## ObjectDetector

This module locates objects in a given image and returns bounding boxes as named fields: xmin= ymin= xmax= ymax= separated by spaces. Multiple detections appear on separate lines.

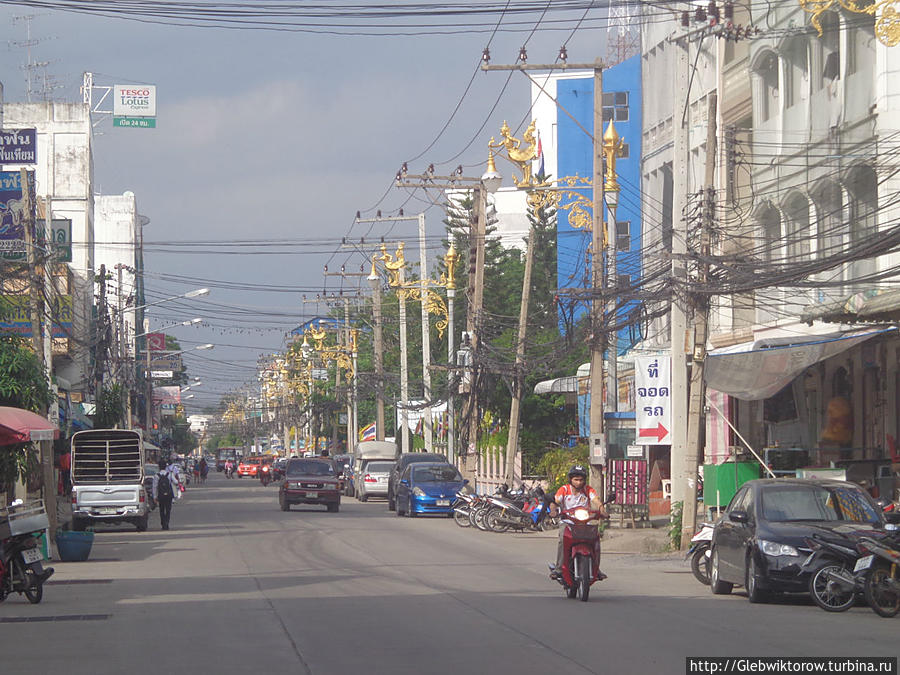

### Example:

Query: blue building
xmin=532 ymin=55 xmax=642 ymax=349
xmin=530 ymin=55 xmax=642 ymax=440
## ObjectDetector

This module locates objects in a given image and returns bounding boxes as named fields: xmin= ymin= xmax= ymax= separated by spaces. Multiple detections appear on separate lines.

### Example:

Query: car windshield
xmin=761 ymin=485 xmax=881 ymax=524
xmin=286 ymin=460 xmax=334 ymax=477
xmin=365 ymin=462 xmax=394 ymax=473
xmin=413 ymin=466 xmax=463 ymax=483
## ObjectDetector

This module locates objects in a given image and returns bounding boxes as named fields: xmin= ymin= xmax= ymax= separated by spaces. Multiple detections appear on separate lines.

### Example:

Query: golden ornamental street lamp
xmin=800 ymin=0 xmax=900 ymax=46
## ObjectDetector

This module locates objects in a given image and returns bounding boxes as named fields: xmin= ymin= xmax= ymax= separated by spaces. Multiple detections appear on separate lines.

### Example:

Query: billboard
xmin=113 ymin=85 xmax=157 ymax=128
xmin=0 ymin=295 xmax=73 ymax=338
xmin=0 ymin=171 xmax=34 ymax=261
xmin=146 ymin=333 xmax=167 ymax=351
xmin=149 ymin=350 xmax=183 ymax=372
xmin=0 ymin=129 xmax=37 ymax=164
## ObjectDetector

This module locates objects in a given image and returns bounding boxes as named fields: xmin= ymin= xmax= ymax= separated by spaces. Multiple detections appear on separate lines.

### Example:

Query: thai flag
xmin=359 ymin=422 xmax=376 ymax=442
xmin=535 ymin=131 xmax=545 ymax=180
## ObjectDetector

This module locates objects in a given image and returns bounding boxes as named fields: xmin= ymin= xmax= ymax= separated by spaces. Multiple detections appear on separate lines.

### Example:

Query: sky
xmin=0 ymin=1 xmax=612 ymax=415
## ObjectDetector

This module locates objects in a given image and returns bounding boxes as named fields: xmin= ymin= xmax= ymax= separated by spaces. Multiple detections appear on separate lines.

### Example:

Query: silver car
xmin=357 ymin=460 xmax=394 ymax=502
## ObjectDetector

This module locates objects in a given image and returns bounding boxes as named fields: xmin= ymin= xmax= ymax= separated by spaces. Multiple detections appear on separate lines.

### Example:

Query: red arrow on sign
xmin=638 ymin=423 xmax=669 ymax=442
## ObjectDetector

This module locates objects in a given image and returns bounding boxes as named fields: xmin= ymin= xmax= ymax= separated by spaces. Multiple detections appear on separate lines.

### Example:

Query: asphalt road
xmin=2 ymin=473 xmax=897 ymax=675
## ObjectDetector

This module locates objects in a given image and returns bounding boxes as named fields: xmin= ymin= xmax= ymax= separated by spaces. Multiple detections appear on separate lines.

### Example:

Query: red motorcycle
xmin=259 ymin=464 xmax=272 ymax=487
xmin=551 ymin=503 xmax=611 ymax=602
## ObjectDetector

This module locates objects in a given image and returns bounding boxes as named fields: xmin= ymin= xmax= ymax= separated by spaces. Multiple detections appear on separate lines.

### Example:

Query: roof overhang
xmin=705 ymin=327 xmax=896 ymax=400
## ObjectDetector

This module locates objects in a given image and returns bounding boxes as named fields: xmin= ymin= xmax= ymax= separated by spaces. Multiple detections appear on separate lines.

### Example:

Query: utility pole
xmin=371 ymin=268 xmax=385 ymax=441
xmin=394 ymin=170 xmax=497 ymax=480
xmin=670 ymin=33 xmax=691 ymax=516
xmin=417 ymin=212 xmax=434 ymax=453
xmin=482 ymin=58 xmax=607 ymax=490
xmin=22 ymin=169 xmax=57 ymax=535
xmin=682 ymin=93 xmax=717 ymax=548
xmin=589 ymin=64 xmax=608 ymax=494
xmin=465 ymin=184 xmax=487 ymax=482
xmin=504 ymin=222 xmax=535 ymax=486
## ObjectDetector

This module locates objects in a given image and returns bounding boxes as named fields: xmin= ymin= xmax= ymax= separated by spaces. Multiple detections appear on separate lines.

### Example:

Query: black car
xmin=387 ymin=452 xmax=447 ymax=511
xmin=709 ymin=478 xmax=888 ymax=602
xmin=279 ymin=458 xmax=341 ymax=512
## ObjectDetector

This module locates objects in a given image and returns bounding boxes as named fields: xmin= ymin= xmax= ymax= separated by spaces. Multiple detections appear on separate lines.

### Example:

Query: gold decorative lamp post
xmin=602 ymin=119 xmax=625 ymax=413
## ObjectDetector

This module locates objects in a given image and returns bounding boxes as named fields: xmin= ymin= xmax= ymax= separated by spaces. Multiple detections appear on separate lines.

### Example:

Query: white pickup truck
xmin=70 ymin=429 xmax=150 ymax=532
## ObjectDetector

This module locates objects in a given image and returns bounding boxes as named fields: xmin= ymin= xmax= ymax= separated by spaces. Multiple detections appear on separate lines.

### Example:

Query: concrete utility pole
xmin=417 ymin=212 xmax=434 ymax=453
xmin=371 ymin=271 xmax=385 ymax=441
xmin=483 ymin=59 xmax=608 ymax=489
xmin=670 ymin=32 xmax=692 ymax=518
xmin=681 ymin=93 xmax=717 ymax=549
xmin=589 ymin=64 xmax=608 ymax=494
xmin=504 ymin=222 xmax=536 ymax=487
xmin=464 ymin=184 xmax=487 ymax=482
xmin=22 ymin=170 xmax=57 ymax=536
xmin=445 ymin=247 xmax=458 ymax=463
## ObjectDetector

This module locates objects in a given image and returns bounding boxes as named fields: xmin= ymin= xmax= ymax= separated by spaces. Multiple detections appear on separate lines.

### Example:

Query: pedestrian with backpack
xmin=152 ymin=458 xmax=177 ymax=530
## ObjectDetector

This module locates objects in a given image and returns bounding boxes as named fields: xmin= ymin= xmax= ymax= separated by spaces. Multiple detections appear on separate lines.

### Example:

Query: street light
xmin=135 ymin=317 xmax=202 ymax=340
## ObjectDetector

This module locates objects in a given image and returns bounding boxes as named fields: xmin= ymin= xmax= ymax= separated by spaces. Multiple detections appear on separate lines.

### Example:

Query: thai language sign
xmin=634 ymin=355 xmax=672 ymax=446
xmin=0 ymin=295 xmax=74 ymax=338
xmin=0 ymin=129 xmax=37 ymax=164
xmin=0 ymin=171 xmax=32 ymax=261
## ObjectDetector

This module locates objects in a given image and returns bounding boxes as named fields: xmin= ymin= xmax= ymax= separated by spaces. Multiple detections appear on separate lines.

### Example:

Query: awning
xmin=704 ymin=327 xmax=895 ymax=400
xmin=534 ymin=363 xmax=590 ymax=395
xmin=0 ymin=406 xmax=60 ymax=446
xmin=802 ymin=289 xmax=900 ymax=324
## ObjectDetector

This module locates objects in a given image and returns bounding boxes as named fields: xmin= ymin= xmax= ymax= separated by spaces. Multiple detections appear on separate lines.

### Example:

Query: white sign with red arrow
xmin=634 ymin=355 xmax=672 ymax=446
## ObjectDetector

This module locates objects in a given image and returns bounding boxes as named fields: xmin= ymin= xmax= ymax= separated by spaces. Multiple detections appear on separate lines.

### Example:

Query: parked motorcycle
xmin=487 ymin=486 xmax=553 ymax=533
xmin=801 ymin=532 xmax=868 ymax=612
xmin=550 ymin=494 xmax=614 ymax=602
xmin=0 ymin=500 xmax=54 ymax=604
xmin=856 ymin=535 xmax=900 ymax=617
xmin=686 ymin=522 xmax=715 ymax=585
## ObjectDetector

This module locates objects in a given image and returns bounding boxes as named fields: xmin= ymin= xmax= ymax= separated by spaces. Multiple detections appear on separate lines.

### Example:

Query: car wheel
xmin=359 ymin=493 xmax=368 ymax=503
xmin=745 ymin=554 xmax=768 ymax=603
xmin=135 ymin=515 xmax=149 ymax=532
xmin=710 ymin=548 xmax=733 ymax=595
xmin=327 ymin=503 xmax=339 ymax=513
xmin=280 ymin=497 xmax=290 ymax=512
xmin=388 ymin=494 xmax=396 ymax=511
xmin=71 ymin=517 xmax=86 ymax=532
xmin=396 ymin=497 xmax=406 ymax=517
xmin=407 ymin=498 xmax=417 ymax=517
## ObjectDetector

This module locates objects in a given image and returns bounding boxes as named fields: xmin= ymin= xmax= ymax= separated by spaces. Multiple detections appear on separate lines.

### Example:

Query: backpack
xmin=157 ymin=471 xmax=174 ymax=500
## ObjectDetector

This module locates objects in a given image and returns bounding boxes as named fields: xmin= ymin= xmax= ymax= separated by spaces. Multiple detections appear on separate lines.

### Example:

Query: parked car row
xmin=698 ymin=478 xmax=900 ymax=615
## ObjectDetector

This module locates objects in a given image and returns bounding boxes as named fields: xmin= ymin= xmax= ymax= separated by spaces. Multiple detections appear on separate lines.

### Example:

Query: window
xmin=817 ymin=11 xmax=840 ymax=88
xmin=815 ymin=181 xmax=844 ymax=260
xmin=757 ymin=204 xmax=783 ymax=263
xmin=662 ymin=165 xmax=673 ymax=252
xmin=616 ymin=221 xmax=631 ymax=251
xmin=756 ymin=51 xmax=779 ymax=121
xmin=847 ymin=14 xmax=875 ymax=76
xmin=602 ymin=91 xmax=629 ymax=123
xmin=783 ymin=193 xmax=811 ymax=261
xmin=783 ymin=37 xmax=809 ymax=108
xmin=848 ymin=165 xmax=877 ymax=243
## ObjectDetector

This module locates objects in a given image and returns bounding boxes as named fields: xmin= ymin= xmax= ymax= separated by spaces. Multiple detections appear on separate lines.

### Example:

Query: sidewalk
xmin=602 ymin=519 xmax=672 ymax=554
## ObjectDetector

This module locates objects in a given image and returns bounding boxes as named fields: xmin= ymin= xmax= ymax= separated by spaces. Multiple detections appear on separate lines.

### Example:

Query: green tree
xmin=0 ymin=335 xmax=54 ymax=490
xmin=94 ymin=384 xmax=126 ymax=429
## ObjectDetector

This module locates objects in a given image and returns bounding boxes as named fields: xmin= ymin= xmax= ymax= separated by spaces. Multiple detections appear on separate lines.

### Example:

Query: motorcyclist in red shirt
xmin=550 ymin=464 xmax=608 ymax=579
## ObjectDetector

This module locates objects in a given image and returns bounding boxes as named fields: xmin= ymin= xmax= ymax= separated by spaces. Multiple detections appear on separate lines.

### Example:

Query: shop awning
xmin=704 ymin=327 xmax=895 ymax=400
xmin=0 ymin=406 xmax=60 ymax=446
xmin=802 ymin=289 xmax=900 ymax=324
xmin=533 ymin=363 xmax=590 ymax=395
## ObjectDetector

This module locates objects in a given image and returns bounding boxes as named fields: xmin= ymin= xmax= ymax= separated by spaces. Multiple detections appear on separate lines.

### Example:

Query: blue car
xmin=396 ymin=462 xmax=469 ymax=517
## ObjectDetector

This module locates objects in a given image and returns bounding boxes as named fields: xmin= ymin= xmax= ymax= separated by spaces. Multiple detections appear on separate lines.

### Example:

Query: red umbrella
xmin=0 ymin=406 xmax=60 ymax=446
